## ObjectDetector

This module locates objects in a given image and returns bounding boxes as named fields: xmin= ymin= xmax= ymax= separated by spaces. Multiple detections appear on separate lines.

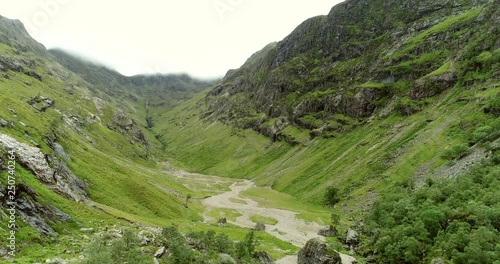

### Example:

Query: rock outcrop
xmin=253 ymin=251 xmax=274 ymax=264
xmin=298 ymin=238 xmax=341 ymax=264
xmin=0 ymin=133 xmax=88 ymax=202
xmin=318 ymin=226 xmax=338 ymax=237
xmin=27 ymin=95 xmax=54 ymax=112
xmin=0 ymin=183 xmax=71 ymax=236
xmin=254 ymin=222 xmax=266 ymax=231
xmin=203 ymin=0 xmax=498 ymax=142
xmin=345 ymin=229 xmax=359 ymax=245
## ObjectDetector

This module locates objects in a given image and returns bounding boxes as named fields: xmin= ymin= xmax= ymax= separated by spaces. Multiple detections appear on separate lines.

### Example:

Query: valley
xmin=0 ymin=0 xmax=499 ymax=263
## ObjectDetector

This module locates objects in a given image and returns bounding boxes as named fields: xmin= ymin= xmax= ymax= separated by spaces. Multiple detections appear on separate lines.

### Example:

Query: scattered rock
xmin=218 ymin=217 xmax=227 ymax=224
xmin=27 ymin=95 xmax=55 ymax=112
xmin=138 ymin=230 xmax=156 ymax=245
xmin=298 ymin=238 xmax=341 ymax=264
xmin=349 ymin=246 xmax=356 ymax=255
xmin=318 ymin=226 xmax=338 ymax=237
xmin=25 ymin=70 xmax=42 ymax=81
xmin=154 ymin=246 xmax=166 ymax=258
xmin=253 ymin=251 xmax=274 ymax=264
xmin=254 ymin=222 xmax=266 ymax=231
xmin=153 ymin=258 xmax=160 ymax=264
xmin=45 ymin=257 xmax=66 ymax=263
xmin=0 ymin=119 xmax=13 ymax=128
xmin=0 ymin=246 xmax=8 ymax=257
xmin=219 ymin=253 xmax=236 ymax=264
xmin=345 ymin=229 xmax=359 ymax=245
xmin=80 ymin=228 xmax=94 ymax=233
xmin=431 ymin=258 xmax=445 ymax=264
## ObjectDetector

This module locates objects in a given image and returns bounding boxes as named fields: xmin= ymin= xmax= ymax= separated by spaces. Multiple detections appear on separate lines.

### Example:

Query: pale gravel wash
xmin=202 ymin=180 xmax=356 ymax=264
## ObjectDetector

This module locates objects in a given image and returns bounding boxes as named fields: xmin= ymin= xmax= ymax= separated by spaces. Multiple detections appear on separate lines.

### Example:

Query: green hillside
xmin=0 ymin=0 xmax=499 ymax=263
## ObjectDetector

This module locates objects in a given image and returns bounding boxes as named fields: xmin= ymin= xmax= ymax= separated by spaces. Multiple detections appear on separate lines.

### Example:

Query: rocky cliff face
xmin=0 ymin=133 xmax=88 ymax=202
xmin=205 ymin=0 xmax=499 ymax=140
xmin=0 ymin=16 xmax=48 ymax=57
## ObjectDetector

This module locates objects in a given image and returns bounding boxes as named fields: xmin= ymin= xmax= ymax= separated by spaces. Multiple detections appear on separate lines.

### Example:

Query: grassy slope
xmin=0 ymin=42 xmax=206 ymax=262
xmin=1 ymin=5 xmax=498 ymax=262
xmin=153 ymin=75 xmax=499 ymax=230
xmin=152 ymin=7 xmax=499 ymax=224
xmin=0 ymin=42 xmax=300 ymax=261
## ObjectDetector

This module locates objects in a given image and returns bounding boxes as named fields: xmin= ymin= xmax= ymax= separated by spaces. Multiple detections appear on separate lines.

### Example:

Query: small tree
xmin=324 ymin=186 xmax=340 ymax=206
xmin=236 ymin=231 xmax=259 ymax=261
xmin=82 ymin=229 xmax=149 ymax=264
xmin=330 ymin=213 xmax=341 ymax=226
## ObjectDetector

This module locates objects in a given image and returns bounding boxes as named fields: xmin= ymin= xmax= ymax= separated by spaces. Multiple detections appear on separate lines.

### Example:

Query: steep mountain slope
xmin=156 ymin=0 xmax=499 ymax=202
xmin=204 ymin=0 xmax=499 ymax=142
xmin=49 ymin=49 xmax=214 ymax=129
xmin=149 ymin=0 xmax=500 ymax=262
xmin=0 ymin=16 xmax=302 ymax=264
xmin=0 ymin=0 xmax=499 ymax=262
xmin=0 ymin=16 xmax=207 ymax=262
xmin=49 ymin=49 xmax=211 ymax=103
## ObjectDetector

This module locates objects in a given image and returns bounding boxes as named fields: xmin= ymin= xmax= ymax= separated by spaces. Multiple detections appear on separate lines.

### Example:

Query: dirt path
xmin=202 ymin=180 xmax=356 ymax=264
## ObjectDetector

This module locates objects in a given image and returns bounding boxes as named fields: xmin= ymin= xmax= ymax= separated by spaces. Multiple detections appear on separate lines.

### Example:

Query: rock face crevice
xmin=0 ymin=133 xmax=88 ymax=202
xmin=0 ymin=182 xmax=72 ymax=236
xmin=0 ymin=134 xmax=85 ymax=236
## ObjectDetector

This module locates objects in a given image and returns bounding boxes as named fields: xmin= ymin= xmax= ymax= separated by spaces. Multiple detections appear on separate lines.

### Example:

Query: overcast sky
xmin=2 ymin=0 xmax=343 ymax=79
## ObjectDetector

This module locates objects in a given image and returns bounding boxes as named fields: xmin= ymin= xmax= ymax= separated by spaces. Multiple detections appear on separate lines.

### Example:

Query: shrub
xmin=366 ymin=164 xmax=500 ymax=263
xmin=236 ymin=231 xmax=259 ymax=261
xmin=470 ymin=125 xmax=494 ymax=143
xmin=156 ymin=226 xmax=258 ymax=264
xmin=324 ymin=186 xmax=341 ymax=206
xmin=81 ymin=229 xmax=150 ymax=264
xmin=441 ymin=143 xmax=469 ymax=160
xmin=485 ymin=97 xmax=500 ymax=117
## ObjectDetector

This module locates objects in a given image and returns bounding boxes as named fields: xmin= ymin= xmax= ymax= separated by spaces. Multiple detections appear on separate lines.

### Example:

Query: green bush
xmin=81 ymin=229 xmax=150 ymax=264
xmin=324 ymin=186 xmax=341 ymax=206
xmin=156 ymin=226 xmax=259 ymax=264
xmin=236 ymin=231 xmax=259 ymax=261
xmin=485 ymin=97 xmax=500 ymax=117
xmin=441 ymin=143 xmax=470 ymax=160
xmin=366 ymin=165 xmax=500 ymax=263
xmin=471 ymin=125 xmax=493 ymax=143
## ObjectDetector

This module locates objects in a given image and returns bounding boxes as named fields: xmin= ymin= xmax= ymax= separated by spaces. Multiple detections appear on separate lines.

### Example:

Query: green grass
xmin=241 ymin=187 xmax=330 ymax=224
xmin=154 ymin=74 xmax=499 ymax=231
xmin=359 ymin=81 xmax=386 ymax=89
xmin=229 ymin=198 xmax=248 ymax=204
xmin=174 ymin=222 xmax=299 ymax=260
xmin=392 ymin=7 xmax=483 ymax=58
xmin=249 ymin=215 xmax=279 ymax=225
xmin=424 ymin=61 xmax=455 ymax=77
xmin=206 ymin=208 xmax=243 ymax=222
